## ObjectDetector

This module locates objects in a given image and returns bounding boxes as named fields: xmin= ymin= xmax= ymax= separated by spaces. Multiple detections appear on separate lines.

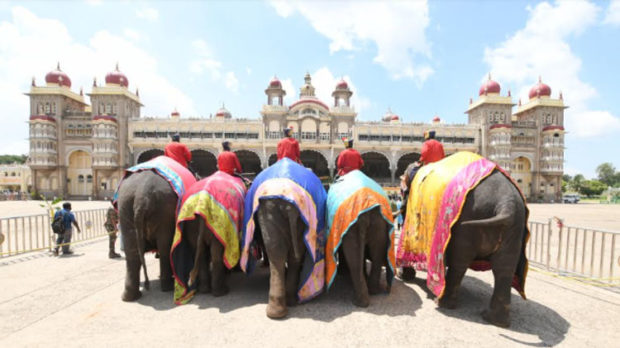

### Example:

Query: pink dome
xmin=45 ymin=63 xmax=71 ymax=88
xmin=529 ymin=78 xmax=551 ymax=99
xmin=479 ymin=77 xmax=500 ymax=96
xmin=269 ymin=77 xmax=281 ymax=88
xmin=432 ymin=116 xmax=441 ymax=122
xmin=105 ymin=64 xmax=129 ymax=87
xmin=336 ymin=79 xmax=348 ymax=89
xmin=391 ymin=115 xmax=400 ymax=121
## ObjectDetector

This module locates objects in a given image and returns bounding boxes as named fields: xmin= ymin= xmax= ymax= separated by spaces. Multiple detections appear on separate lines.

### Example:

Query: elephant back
xmin=325 ymin=170 xmax=395 ymax=289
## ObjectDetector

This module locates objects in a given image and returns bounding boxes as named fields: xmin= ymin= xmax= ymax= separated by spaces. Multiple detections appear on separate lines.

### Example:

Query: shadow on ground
xmin=135 ymin=266 xmax=421 ymax=321
xmin=426 ymin=275 xmax=569 ymax=347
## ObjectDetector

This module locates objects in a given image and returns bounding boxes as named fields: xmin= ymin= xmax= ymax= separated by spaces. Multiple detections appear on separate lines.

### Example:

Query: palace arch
xmin=191 ymin=150 xmax=217 ymax=178
xmin=137 ymin=149 xmax=164 ymax=164
xmin=300 ymin=150 xmax=329 ymax=178
xmin=67 ymin=150 xmax=92 ymax=197
xmin=512 ymin=156 xmax=532 ymax=199
xmin=235 ymin=150 xmax=262 ymax=176
xmin=395 ymin=152 xmax=421 ymax=179
xmin=268 ymin=153 xmax=278 ymax=166
xmin=361 ymin=151 xmax=391 ymax=183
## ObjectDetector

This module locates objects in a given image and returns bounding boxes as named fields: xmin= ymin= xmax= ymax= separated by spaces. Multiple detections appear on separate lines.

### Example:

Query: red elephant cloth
xmin=336 ymin=148 xmax=364 ymax=176
xmin=165 ymin=142 xmax=192 ymax=168
xmin=277 ymin=137 xmax=301 ymax=163
xmin=217 ymin=151 xmax=242 ymax=176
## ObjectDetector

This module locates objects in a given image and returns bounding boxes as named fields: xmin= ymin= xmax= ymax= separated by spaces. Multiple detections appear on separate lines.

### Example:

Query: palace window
xmin=78 ymin=175 xmax=84 ymax=183
xmin=87 ymin=175 xmax=93 ymax=183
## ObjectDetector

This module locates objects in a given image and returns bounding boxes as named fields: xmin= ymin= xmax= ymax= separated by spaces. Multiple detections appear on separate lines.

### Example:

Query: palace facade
xmin=27 ymin=65 xmax=566 ymax=202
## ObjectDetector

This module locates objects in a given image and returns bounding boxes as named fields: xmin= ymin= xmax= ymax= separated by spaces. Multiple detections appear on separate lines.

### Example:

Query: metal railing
xmin=527 ymin=219 xmax=620 ymax=286
xmin=0 ymin=208 xmax=109 ymax=258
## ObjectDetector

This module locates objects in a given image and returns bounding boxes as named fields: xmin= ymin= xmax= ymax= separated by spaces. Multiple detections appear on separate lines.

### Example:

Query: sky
xmin=0 ymin=0 xmax=619 ymax=178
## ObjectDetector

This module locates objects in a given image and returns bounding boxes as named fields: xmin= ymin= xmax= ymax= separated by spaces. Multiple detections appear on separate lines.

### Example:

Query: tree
xmin=596 ymin=163 xmax=617 ymax=187
xmin=580 ymin=180 xmax=607 ymax=197
xmin=562 ymin=174 xmax=572 ymax=182
xmin=570 ymin=174 xmax=585 ymax=193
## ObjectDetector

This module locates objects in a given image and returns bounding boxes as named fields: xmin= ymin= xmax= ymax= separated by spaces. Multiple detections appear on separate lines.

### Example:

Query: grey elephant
xmin=325 ymin=170 xmax=395 ymax=308
xmin=171 ymin=171 xmax=246 ymax=305
xmin=397 ymin=152 xmax=528 ymax=328
xmin=115 ymin=156 xmax=196 ymax=301
xmin=240 ymin=158 xmax=327 ymax=319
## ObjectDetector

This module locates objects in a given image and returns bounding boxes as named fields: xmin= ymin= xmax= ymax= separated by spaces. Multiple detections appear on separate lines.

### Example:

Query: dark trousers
xmin=55 ymin=229 xmax=73 ymax=254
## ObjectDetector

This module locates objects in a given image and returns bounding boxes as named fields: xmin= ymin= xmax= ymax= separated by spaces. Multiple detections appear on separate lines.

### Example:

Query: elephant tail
xmin=460 ymin=212 xmax=512 ymax=227
xmin=134 ymin=205 xmax=150 ymax=291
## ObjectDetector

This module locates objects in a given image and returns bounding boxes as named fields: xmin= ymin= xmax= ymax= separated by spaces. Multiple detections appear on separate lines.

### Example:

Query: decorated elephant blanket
xmin=325 ymin=170 xmax=395 ymax=289
xmin=241 ymin=158 xmax=327 ymax=303
xmin=171 ymin=171 xmax=246 ymax=305
xmin=112 ymin=155 xmax=196 ymax=213
xmin=396 ymin=151 xmax=529 ymax=299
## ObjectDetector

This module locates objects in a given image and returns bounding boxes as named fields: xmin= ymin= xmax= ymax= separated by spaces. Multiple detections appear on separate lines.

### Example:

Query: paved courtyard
xmin=0 ymin=201 xmax=619 ymax=347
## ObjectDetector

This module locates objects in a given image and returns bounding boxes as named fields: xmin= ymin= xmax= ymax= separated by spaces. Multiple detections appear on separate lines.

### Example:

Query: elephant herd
xmin=115 ymin=153 xmax=529 ymax=327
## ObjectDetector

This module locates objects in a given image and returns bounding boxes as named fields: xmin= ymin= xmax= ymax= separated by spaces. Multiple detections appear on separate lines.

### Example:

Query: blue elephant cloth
xmin=241 ymin=158 xmax=327 ymax=302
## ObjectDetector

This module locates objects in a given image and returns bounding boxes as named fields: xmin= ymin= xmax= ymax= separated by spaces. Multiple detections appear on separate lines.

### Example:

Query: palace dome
xmin=335 ymin=79 xmax=348 ymax=89
xmin=529 ymin=78 xmax=551 ymax=99
xmin=479 ymin=77 xmax=500 ymax=96
xmin=432 ymin=116 xmax=441 ymax=123
xmin=269 ymin=77 xmax=282 ymax=88
xmin=45 ymin=63 xmax=71 ymax=88
xmin=105 ymin=64 xmax=129 ymax=87
xmin=215 ymin=105 xmax=232 ymax=118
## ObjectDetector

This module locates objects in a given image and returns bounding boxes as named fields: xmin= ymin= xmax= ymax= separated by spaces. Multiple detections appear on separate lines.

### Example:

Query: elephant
xmin=116 ymin=170 xmax=178 ymax=301
xmin=182 ymin=217 xmax=228 ymax=296
xmin=398 ymin=153 xmax=528 ymax=328
xmin=337 ymin=206 xmax=391 ymax=307
xmin=256 ymin=199 xmax=306 ymax=318
xmin=325 ymin=170 xmax=395 ymax=308
xmin=241 ymin=158 xmax=327 ymax=319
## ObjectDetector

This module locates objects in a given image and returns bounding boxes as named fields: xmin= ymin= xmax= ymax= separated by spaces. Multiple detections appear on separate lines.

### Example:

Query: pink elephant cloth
xmin=113 ymin=155 xmax=196 ymax=213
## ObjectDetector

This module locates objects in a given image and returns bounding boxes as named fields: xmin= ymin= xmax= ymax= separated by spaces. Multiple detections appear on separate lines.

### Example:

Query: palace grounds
xmin=0 ymin=201 xmax=619 ymax=347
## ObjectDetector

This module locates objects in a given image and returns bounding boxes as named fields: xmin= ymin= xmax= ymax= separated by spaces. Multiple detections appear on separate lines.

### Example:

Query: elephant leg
xmin=439 ymin=238 xmax=476 ymax=309
xmin=342 ymin=224 xmax=370 ymax=308
xmin=210 ymin=237 xmax=228 ymax=297
xmin=156 ymin=225 xmax=174 ymax=292
xmin=482 ymin=235 xmax=522 ymax=328
xmin=367 ymin=215 xmax=388 ymax=295
xmin=122 ymin=230 xmax=142 ymax=301
xmin=400 ymin=267 xmax=417 ymax=282
xmin=266 ymin=257 xmax=288 ymax=318
xmin=285 ymin=252 xmax=302 ymax=307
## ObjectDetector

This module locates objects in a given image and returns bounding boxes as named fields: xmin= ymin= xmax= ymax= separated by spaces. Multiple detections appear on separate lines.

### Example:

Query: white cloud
xmin=269 ymin=0 xmax=433 ymax=85
xmin=123 ymin=28 xmax=142 ymax=42
xmin=86 ymin=0 xmax=103 ymax=6
xmin=189 ymin=39 xmax=239 ymax=93
xmin=136 ymin=8 xmax=159 ymax=22
xmin=483 ymin=0 xmax=620 ymax=138
xmin=224 ymin=72 xmax=239 ymax=93
xmin=604 ymin=0 xmax=620 ymax=25
xmin=245 ymin=67 xmax=252 ymax=75
xmin=0 ymin=6 xmax=198 ymax=154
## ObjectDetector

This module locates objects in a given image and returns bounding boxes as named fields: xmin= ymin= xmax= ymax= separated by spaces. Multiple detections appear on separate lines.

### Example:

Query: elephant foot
xmin=352 ymin=295 xmax=370 ymax=308
xmin=400 ymin=267 xmax=416 ymax=282
xmin=368 ymin=283 xmax=384 ymax=295
xmin=286 ymin=294 xmax=298 ymax=307
xmin=212 ymin=285 xmax=229 ymax=297
xmin=437 ymin=295 xmax=458 ymax=309
xmin=482 ymin=309 xmax=510 ymax=328
xmin=122 ymin=289 xmax=142 ymax=302
xmin=160 ymin=278 xmax=174 ymax=292
xmin=266 ymin=296 xmax=288 ymax=319
xmin=198 ymin=283 xmax=211 ymax=294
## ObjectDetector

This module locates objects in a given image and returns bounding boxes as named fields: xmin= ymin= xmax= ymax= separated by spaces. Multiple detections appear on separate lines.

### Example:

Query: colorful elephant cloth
xmin=325 ymin=170 xmax=395 ymax=289
xmin=396 ymin=151 xmax=529 ymax=299
xmin=241 ymin=158 xmax=327 ymax=303
xmin=171 ymin=171 xmax=246 ymax=305
xmin=112 ymin=155 xmax=197 ymax=213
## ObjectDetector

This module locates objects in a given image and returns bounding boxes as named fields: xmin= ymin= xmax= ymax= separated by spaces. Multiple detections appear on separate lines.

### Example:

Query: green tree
xmin=562 ymin=174 xmax=572 ymax=182
xmin=570 ymin=174 xmax=585 ymax=192
xmin=596 ymin=163 xmax=617 ymax=187
xmin=580 ymin=180 xmax=607 ymax=197
xmin=0 ymin=155 xmax=27 ymax=164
